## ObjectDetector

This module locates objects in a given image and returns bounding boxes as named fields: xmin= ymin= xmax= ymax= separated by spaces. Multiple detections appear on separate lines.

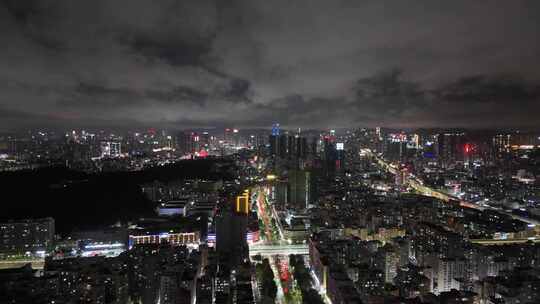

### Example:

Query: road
xmin=0 ymin=259 xmax=44 ymax=270
xmin=269 ymin=255 xmax=286 ymax=304
xmin=249 ymin=244 xmax=309 ymax=256
xmin=470 ymin=238 xmax=540 ymax=245
xmin=255 ymin=186 xmax=279 ymax=242
xmin=362 ymin=149 xmax=540 ymax=225
xmin=250 ymin=186 xmax=310 ymax=303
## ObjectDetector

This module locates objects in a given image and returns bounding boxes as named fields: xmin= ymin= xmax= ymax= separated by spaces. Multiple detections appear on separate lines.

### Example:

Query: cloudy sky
xmin=1 ymin=0 xmax=540 ymax=130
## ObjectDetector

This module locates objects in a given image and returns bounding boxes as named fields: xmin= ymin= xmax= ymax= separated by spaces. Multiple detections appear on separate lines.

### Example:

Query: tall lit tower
xmin=272 ymin=123 xmax=280 ymax=136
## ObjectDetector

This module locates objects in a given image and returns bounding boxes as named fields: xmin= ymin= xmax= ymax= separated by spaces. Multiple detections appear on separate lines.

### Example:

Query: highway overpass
xmin=470 ymin=238 xmax=540 ymax=245
xmin=249 ymin=244 xmax=309 ymax=256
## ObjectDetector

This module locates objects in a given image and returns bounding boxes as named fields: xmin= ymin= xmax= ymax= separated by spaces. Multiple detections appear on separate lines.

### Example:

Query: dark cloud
xmin=0 ymin=0 xmax=540 ymax=130
xmin=435 ymin=75 xmax=540 ymax=103
xmin=232 ymin=72 xmax=540 ymax=129
xmin=67 ymin=83 xmax=210 ymax=107
xmin=353 ymin=69 xmax=426 ymax=118
xmin=59 ymin=79 xmax=252 ymax=108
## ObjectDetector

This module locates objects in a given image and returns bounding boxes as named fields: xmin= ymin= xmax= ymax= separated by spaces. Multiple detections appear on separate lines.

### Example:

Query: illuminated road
xmin=255 ymin=186 xmax=278 ymax=243
xmin=304 ymin=255 xmax=333 ymax=304
xmin=0 ymin=259 xmax=44 ymax=270
xmin=362 ymin=149 xmax=540 ymax=225
xmin=269 ymin=255 xmax=286 ymax=304
xmin=268 ymin=198 xmax=286 ymax=240
xmin=249 ymin=244 xmax=309 ymax=256
xmin=470 ymin=238 xmax=540 ymax=245
xmin=250 ymin=185 xmax=310 ymax=303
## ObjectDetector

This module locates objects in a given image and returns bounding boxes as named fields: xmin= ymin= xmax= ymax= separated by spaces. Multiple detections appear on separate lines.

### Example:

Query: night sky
xmin=1 ymin=0 xmax=540 ymax=130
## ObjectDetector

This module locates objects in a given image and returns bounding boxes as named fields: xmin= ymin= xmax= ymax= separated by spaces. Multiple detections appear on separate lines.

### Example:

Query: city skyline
xmin=2 ymin=2 xmax=540 ymax=303
xmin=1 ymin=1 xmax=540 ymax=130
xmin=1 ymin=126 xmax=540 ymax=303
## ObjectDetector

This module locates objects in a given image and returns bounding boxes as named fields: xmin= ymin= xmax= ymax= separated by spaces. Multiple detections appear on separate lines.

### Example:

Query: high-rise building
xmin=296 ymin=136 xmax=308 ymax=159
xmin=0 ymin=217 xmax=55 ymax=257
xmin=215 ymin=194 xmax=249 ymax=265
xmin=269 ymin=131 xmax=309 ymax=161
xmin=272 ymin=181 xmax=288 ymax=205
xmin=436 ymin=258 xmax=467 ymax=294
xmin=436 ymin=133 xmax=465 ymax=167
xmin=100 ymin=141 xmax=121 ymax=158
xmin=272 ymin=123 xmax=280 ymax=136
xmin=278 ymin=134 xmax=288 ymax=158
xmin=224 ymin=128 xmax=232 ymax=144
xmin=287 ymin=135 xmax=296 ymax=157
xmin=375 ymin=245 xmax=400 ymax=283
xmin=201 ymin=131 xmax=210 ymax=149
xmin=269 ymin=134 xmax=280 ymax=157
xmin=176 ymin=131 xmax=195 ymax=155
xmin=323 ymin=138 xmax=337 ymax=178
xmin=232 ymin=129 xmax=240 ymax=147
xmin=492 ymin=132 xmax=540 ymax=153
xmin=288 ymin=169 xmax=311 ymax=210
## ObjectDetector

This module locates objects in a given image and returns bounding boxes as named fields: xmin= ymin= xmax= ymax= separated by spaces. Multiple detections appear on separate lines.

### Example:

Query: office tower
xmin=269 ymin=126 xmax=309 ymax=163
xmin=232 ymin=129 xmax=240 ymax=147
xmin=436 ymin=133 xmax=465 ymax=167
xmin=201 ymin=131 xmax=210 ymax=149
xmin=295 ymin=136 xmax=308 ymax=159
xmin=287 ymin=135 xmax=296 ymax=157
xmin=323 ymin=138 xmax=337 ymax=179
xmin=309 ymin=137 xmax=318 ymax=156
xmin=288 ymin=169 xmax=311 ymax=210
xmin=176 ymin=131 xmax=195 ymax=155
xmin=269 ymin=134 xmax=279 ymax=156
xmin=272 ymin=181 xmax=288 ymax=206
xmin=278 ymin=134 xmax=288 ymax=158
xmin=255 ymin=133 xmax=266 ymax=151
xmin=272 ymin=123 xmax=280 ymax=136
xmin=224 ymin=128 xmax=232 ymax=144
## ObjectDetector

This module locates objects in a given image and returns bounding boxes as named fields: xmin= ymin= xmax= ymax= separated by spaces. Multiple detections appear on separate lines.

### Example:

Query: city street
xmin=250 ymin=186 xmax=310 ymax=303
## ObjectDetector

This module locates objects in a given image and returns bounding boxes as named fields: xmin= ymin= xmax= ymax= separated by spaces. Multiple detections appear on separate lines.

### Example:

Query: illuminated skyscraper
xmin=272 ymin=123 xmax=280 ymax=136
xmin=100 ymin=141 xmax=121 ymax=158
